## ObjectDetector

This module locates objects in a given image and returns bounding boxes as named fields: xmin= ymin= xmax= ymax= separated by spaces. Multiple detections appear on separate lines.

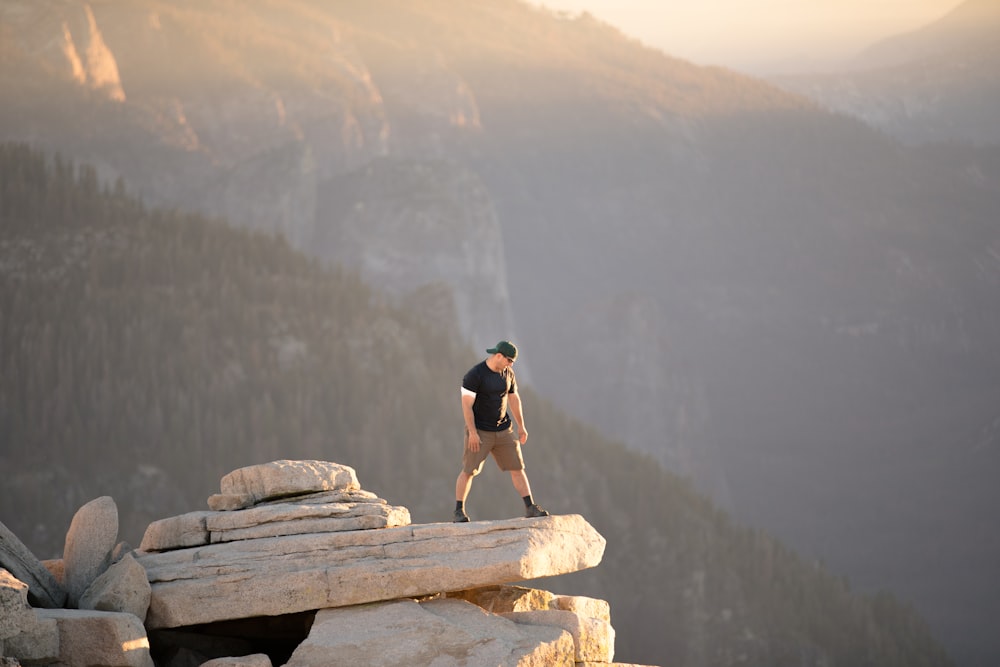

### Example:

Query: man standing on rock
xmin=454 ymin=340 xmax=550 ymax=522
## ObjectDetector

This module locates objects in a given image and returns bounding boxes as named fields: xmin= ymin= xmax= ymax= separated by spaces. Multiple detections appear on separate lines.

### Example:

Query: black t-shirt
xmin=462 ymin=360 xmax=517 ymax=432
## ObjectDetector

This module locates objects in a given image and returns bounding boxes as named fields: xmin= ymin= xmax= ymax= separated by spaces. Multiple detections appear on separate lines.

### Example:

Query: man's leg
xmin=456 ymin=470 xmax=474 ymax=502
xmin=510 ymin=470 xmax=550 ymax=517
xmin=453 ymin=471 xmax=473 ymax=522
xmin=509 ymin=469 xmax=531 ymax=497
xmin=455 ymin=429 xmax=487 ymax=522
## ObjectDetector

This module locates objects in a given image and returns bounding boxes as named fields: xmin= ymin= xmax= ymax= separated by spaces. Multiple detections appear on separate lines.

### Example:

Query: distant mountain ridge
xmin=773 ymin=0 xmax=1000 ymax=144
xmin=855 ymin=0 xmax=1000 ymax=69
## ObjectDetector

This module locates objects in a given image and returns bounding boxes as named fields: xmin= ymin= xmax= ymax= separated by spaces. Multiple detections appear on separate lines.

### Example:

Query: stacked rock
xmin=139 ymin=460 xmax=410 ymax=552
xmin=4 ymin=460 xmax=643 ymax=667
xmin=1 ymin=497 xmax=152 ymax=667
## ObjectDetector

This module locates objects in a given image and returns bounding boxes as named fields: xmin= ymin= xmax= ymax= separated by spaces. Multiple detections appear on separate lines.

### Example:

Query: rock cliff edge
xmin=2 ymin=460 xmax=655 ymax=667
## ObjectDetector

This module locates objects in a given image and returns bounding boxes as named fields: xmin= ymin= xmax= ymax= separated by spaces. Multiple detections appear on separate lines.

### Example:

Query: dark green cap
xmin=486 ymin=340 xmax=518 ymax=359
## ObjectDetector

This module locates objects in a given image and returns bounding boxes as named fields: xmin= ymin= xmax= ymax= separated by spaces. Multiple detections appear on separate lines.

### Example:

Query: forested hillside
xmin=0 ymin=144 xmax=953 ymax=667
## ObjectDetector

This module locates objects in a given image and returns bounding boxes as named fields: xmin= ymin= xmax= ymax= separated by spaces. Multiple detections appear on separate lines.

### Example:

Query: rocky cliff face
xmin=311 ymin=157 xmax=518 ymax=348
xmin=0 ymin=0 xmax=516 ymax=347
xmin=1 ymin=460 xmax=637 ymax=667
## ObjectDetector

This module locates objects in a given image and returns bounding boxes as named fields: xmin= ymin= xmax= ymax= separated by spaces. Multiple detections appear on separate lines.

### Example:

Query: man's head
xmin=487 ymin=340 xmax=518 ymax=363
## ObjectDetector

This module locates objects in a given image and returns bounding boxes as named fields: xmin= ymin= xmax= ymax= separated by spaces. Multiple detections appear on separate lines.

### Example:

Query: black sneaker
xmin=453 ymin=508 xmax=470 ymax=523
xmin=525 ymin=503 xmax=550 ymax=518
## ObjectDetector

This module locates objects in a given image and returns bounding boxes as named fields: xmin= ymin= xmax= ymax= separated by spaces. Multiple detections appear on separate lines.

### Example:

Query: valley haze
xmin=535 ymin=0 xmax=963 ymax=72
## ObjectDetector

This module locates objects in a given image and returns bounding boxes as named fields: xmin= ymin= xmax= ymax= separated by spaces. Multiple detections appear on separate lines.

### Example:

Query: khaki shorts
xmin=462 ymin=427 xmax=525 ymax=474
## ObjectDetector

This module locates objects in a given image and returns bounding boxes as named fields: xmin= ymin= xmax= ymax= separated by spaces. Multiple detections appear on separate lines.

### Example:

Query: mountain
xmin=855 ymin=0 xmax=998 ymax=69
xmin=0 ymin=143 xmax=955 ymax=667
xmin=2 ymin=2 xmax=999 ymax=666
xmin=0 ymin=0 xmax=809 ymax=498
xmin=771 ymin=0 xmax=1000 ymax=144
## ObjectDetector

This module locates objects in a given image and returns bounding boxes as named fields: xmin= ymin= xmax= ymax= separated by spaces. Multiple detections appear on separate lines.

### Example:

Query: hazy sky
xmin=534 ymin=0 xmax=962 ymax=72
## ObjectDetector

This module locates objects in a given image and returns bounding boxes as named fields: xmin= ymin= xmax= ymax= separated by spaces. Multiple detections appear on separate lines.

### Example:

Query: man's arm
xmin=508 ymin=392 xmax=528 ymax=444
xmin=461 ymin=390 xmax=481 ymax=451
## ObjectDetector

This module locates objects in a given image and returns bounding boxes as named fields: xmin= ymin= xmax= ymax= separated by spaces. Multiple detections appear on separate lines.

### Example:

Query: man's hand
xmin=466 ymin=430 xmax=481 ymax=452
xmin=518 ymin=428 xmax=528 ymax=444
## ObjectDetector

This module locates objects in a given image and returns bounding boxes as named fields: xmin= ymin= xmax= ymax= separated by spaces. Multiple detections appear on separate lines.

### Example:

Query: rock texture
xmin=140 ymin=493 xmax=408 ymax=550
xmin=504 ymin=609 xmax=615 ymax=663
xmin=284 ymin=598 xmax=575 ymax=667
xmin=219 ymin=460 xmax=360 ymax=503
xmin=448 ymin=585 xmax=617 ymax=663
xmin=2 ymin=460 xmax=655 ymax=667
xmin=63 ymin=495 xmax=118 ymax=608
xmin=2 ymin=495 xmax=154 ymax=667
xmin=1 ymin=569 xmax=33 ymax=641
xmin=2 ymin=610 xmax=59 ymax=665
xmin=36 ymin=608 xmax=152 ymax=667
xmin=140 ymin=461 xmax=407 ymax=551
xmin=78 ymin=553 xmax=151 ymax=621
xmin=135 ymin=458 xmax=601 ymax=630
xmin=0 ymin=522 xmax=66 ymax=609
xmin=139 ymin=513 xmax=605 ymax=628
xmin=201 ymin=656 xmax=272 ymax=667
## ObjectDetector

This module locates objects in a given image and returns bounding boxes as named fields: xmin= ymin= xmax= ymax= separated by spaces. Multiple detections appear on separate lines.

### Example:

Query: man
xmin=454 ymin=340 xmax=550 ymax=522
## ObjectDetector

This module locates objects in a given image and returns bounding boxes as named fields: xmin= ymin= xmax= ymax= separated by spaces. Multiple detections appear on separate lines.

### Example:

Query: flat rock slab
xmin=207 ymin=500 xmax=410 ymax=543
xmin=139 ymin=512 xmax=216 ymax=552
xmin=220 ymin=460 xmax=359 ymax=503
xmin=137 ymin=514 xmax=606 ymax=629
xmin=209 ymin=488 xmax=380 ymax=512
xmin=140 ymin=500 xmax=409 ymax=551
xmin=284 ymin=598 xmax=575 ymax=667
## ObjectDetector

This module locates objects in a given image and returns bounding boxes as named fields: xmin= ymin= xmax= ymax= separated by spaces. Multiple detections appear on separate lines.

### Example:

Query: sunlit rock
xmin=1 ymin=609 xmax=59 ymax=665
xmin=63 ymin=496 xmax=119 ymax=608
xmin=0 ymin=521 xmax=66 ymax=608
xmin=34 ymin=608 xmax=153 ymax=667
xmin=140 ymin=495 xmax=409 ymax=551
xmin=0 ymin=568 xmax=34 ymax=641
xmin=219 ymin=460 xmax=359 ymax=504
xmin=503 ymin=609 xmax=615 ymax=663
xmin=283 ymin=598 xmax=575 ymax=667
xmin=79 ymin=553 xmax=151 ymax=621
xmin=201 ymin=654 xmax=273 ymax=667
xmin=139 ymin=511 xmax=214 ymax=552
xmin=205 ymin=500 xmax=410 ymax=542
xmin=137 ymin=514 xmax=606 ymax=628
